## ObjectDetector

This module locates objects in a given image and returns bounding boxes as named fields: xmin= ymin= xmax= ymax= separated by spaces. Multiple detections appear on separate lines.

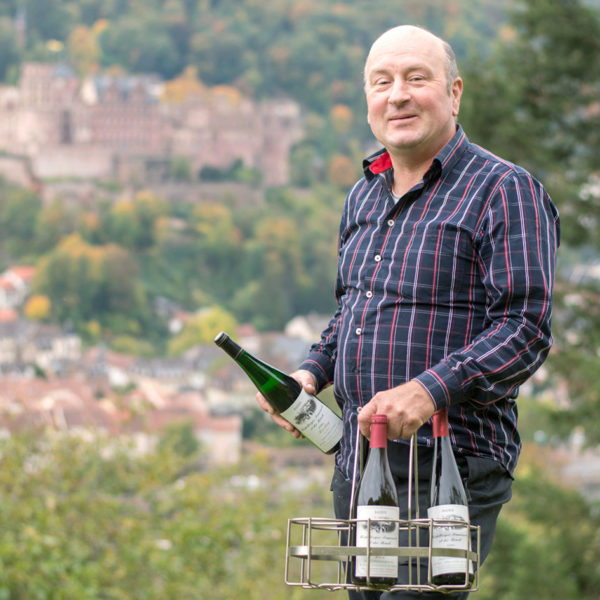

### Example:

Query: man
xmin=257 ymin=25 xmax=559 ymax=599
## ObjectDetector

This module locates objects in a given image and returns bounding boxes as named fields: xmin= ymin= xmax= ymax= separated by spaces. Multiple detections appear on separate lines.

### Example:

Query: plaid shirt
xmin=300 ymin=126 xmax=560 ymax=480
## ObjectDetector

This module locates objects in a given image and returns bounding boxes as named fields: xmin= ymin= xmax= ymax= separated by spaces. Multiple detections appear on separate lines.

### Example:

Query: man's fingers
xmin=291 ymin=369 xmax=318 ymax=394
xmin=255 ymin=392 xmax=302 ymax=438
xmin=255 ymin=392 xmax=274 ymax=414
xmin=357 ymin=403 xmax=377 ymax=438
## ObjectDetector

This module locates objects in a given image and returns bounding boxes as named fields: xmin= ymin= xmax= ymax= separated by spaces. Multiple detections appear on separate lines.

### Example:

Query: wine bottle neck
xmin=214 ymin=332 xmax=243 ymax=360
xmin=370 ymin=421 xmax=388 ymax=449
xmin=432 ymin=408 xmax=449 ymax=438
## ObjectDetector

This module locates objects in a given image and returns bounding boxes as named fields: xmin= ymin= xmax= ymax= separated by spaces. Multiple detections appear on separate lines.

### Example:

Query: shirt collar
xmin=362 ymin=125 xmax=469 ymax=183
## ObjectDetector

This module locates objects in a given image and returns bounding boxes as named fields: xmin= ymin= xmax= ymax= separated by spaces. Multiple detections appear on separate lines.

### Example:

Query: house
xmin=285 ymin=313 xmax=331 ymax=343
xmin=0 ymin=372 xmax=243 ymax=465
xmin=0 ymin=319 xmax=81 ymax=370
xmin=0 ymin=266 xmax=35 ymax=310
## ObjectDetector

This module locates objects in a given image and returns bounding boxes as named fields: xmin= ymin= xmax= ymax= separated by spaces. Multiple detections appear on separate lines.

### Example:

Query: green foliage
xmin=34 ymin=199 xmax=78 ymax=253
xmin=1 ymin=430 xmax=599 ymax=599
xmin=0 ymin=184 xmax=43 ymax=257
xmin=99 ymin=15 xmax=183 ymax=78
xmin=23 ymin=0 xmax=75 ymax=43
xmin=33 ymin=233 xmax=149 ymax=331
xmin=198 ymin=158 xmax=262 ymax=186
xmin=458 ymin=0 xmax=600 ymax=445
xmin=0 ymin=431 xmax=334 ymax=600
xmin=242 ymin=407 xmax=314 ymax=449
xmin=544 ymin=280 xmax=600 ymax=443
xmin=477 ymin=448 xmax=600 ymax=600
xmin=0 ymin=0 xmax=599 ymax=445
xmin=460 ymin=0 xmax=600 ymax=245
xmin=101 ymin=192 xmax=168 ymax=252
xmin=110 ymin=334 xmax=157 ymax=358
xmin=168 ymin=306 xmax=238 ymax=356
xmin=168 ymin=156 xmax=192 ymax=182
xmin=1 ymin=0 xmax=514 ymax=172
xmin=0 ymin=15 xmax=19 ymax=80
xmin=157 ymin=421 xmax=200 ymax=457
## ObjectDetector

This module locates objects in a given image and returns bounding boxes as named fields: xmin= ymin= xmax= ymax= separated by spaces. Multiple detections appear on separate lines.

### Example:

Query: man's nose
xmin=388 ymin=78 xmax=410 ymax=104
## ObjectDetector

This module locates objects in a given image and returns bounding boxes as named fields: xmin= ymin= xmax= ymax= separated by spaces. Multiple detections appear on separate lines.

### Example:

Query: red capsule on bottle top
xmin=369 ymin=414 xmax=388 ymax=448
xmin=370 ymin=414 xmax=388 ymax=425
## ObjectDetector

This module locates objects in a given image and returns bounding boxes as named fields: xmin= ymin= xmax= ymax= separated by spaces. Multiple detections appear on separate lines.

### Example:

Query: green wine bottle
xmin=214 ymin=331 xmax=342 ymax=454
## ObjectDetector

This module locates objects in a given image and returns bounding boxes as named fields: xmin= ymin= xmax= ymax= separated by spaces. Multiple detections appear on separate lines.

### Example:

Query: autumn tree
xmin=33 ymin=233 xmax=147 ymax=333
xmin=328 ymin=154 xmax=358 ymax=189
xmin=168 ymin=305 xmax=237 ymax=356
xmin=247 ymin=214 xmax=307 ymax=329
xmin=161 ymin=65 xmax=204 ymax=104
xmin=34 ymin=199 xmax=77 ymax=253
xmin=104 ymin=191 xmax=168 ymax=251
xmin=67 ymin=24 xmax=100 ymax=75
xmin=191 ymin=202 xmax=244 ymax=301
xmin=330 ymin=103 xmax=353 ymax=135
xmin=0 ymin=186 xmax=42 ymax=258
xmin=24 ymin=294 xmax=51 ymax=321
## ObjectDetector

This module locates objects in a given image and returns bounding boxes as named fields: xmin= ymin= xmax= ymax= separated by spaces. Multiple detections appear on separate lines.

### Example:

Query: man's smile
xmin=388 ymin=113 xmax=418 ymax=123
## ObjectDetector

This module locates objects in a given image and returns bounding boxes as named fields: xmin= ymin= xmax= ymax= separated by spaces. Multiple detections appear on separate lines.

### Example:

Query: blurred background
xmin=0 ymin=0 xmax=599 ymax=598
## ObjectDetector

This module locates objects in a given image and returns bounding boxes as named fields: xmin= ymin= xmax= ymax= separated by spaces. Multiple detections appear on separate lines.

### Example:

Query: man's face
xmin=364 ymin=28 xmax=462 ymax=162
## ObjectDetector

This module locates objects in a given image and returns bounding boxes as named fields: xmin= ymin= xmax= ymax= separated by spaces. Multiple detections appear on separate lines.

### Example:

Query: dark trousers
xmin=331 ymin=442 xmax=513 ymax=600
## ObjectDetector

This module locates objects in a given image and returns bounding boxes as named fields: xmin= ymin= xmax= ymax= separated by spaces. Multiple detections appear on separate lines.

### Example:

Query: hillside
xmin=0 ymin=0 xmax=599 ymax=449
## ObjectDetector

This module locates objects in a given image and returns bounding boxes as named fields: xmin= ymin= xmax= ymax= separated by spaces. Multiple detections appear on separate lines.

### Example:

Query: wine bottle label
xmin=355 ymin=505 xmax=399 ymax=579
xmin=427 ymin=504 xmax=473 ymax=578
xmin=280 ymin=389 xmax=342 ymax=453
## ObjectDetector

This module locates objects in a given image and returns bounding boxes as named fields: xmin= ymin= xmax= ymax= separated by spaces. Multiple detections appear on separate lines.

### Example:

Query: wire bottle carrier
xmin=285 ymin=426 xmax=480 ymax=593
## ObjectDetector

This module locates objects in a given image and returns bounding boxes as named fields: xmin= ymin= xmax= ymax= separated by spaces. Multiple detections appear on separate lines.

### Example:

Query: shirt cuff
xmin=299 ymin=356 xmax=334 ymax=392
xmin=414 ymin=362 xmax=464 ymax=410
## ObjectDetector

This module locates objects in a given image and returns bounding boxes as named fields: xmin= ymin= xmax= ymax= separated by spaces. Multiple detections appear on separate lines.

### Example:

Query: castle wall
xmin=31 ymin=145 xmax=114 ymax=179
xmin=0 ymin=155 xmax=31 ymax=188
xmin=0 ymin=63 xmax=304 ymax=188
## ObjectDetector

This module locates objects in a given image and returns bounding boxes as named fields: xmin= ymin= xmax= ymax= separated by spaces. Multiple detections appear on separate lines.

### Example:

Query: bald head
xmin=362 ymin=24 xmax=463 ymax=165
xmin=365 ymin=26 xmax=459 ymax=92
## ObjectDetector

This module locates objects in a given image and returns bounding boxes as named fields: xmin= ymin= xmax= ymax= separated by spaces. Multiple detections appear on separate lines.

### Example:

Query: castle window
xmin=60 ymin=110 xmax=72 ymax=144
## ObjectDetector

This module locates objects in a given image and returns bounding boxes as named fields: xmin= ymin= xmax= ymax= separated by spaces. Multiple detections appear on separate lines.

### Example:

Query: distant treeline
xmin=0 ymin=0 xmax=506 ymax=141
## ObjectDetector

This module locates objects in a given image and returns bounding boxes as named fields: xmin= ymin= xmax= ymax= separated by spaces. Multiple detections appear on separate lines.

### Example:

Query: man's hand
xmin=358 ymin=380 xmax=436 ymax=440
xmin=255 ymin=369 xmax=318 ymax=439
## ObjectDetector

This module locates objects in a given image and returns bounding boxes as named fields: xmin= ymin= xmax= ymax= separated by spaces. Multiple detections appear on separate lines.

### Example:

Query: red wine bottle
xmin=214 ymin=331 xmax=342 ymax=454
xmin=428 ymin=408 xmax=474 ymax=586
xmin=352 ymin=414 xmax=399 ymax=588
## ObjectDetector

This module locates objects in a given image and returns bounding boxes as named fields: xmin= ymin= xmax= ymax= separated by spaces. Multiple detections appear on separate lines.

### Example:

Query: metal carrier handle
xmin=284 ymin=412 xmax=481 ymax=593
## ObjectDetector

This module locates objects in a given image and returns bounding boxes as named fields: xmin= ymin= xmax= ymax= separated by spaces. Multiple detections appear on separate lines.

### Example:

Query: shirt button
xmin=355 ymin=328 xmax=362 ymax=336
xmin=387 ymin=219 xmax=394 ymax=227
xmin=366 ymin=291 xmax=373 ymax=298
xmin=374 ymin=254 xmax=382 ymax=262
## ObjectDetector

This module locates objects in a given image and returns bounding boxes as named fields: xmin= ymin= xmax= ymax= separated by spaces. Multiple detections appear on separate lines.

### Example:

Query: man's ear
xmin=451 ymin=77 xmax=463 ymax=117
